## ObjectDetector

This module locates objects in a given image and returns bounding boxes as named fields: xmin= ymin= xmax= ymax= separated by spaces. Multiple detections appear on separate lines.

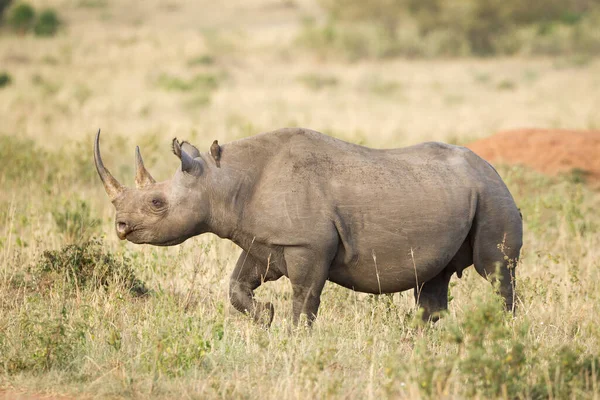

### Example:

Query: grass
xmin=1 ymin=1 xmax=600 ymax=398
xmin=297 ymin=73 xmax=338 ymax=91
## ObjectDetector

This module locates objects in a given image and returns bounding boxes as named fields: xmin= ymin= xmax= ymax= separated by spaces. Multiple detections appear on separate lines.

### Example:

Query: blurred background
xmin=1 ymin=2 xmax=600 ymax=398
xmin=1 ymin=0 xmax=600 ymax=155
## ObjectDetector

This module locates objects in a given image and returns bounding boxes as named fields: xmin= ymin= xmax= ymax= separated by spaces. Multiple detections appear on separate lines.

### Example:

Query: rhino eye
xmin=151 ymin=198 xmax=164 ymax=208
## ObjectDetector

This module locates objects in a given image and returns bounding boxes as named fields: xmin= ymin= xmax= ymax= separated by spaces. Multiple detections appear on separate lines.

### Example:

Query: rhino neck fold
xmin=201 ymin=140 xmax=274 ymax=248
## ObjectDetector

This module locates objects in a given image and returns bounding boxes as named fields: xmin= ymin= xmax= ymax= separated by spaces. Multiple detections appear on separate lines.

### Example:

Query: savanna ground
xmin=1 ymin=0 xmax=600 ymax=398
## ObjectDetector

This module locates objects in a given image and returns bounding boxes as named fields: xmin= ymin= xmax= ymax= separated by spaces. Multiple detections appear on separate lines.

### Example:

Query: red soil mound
xmin=467 ymin=129 xmax=600 ymax=186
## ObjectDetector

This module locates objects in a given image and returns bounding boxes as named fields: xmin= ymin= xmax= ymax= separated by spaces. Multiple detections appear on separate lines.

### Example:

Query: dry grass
xmin=1 ymin=0 xmax=600 ymax=398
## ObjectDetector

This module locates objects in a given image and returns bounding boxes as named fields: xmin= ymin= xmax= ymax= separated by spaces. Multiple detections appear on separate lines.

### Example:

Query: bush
xmin=0 ymin=71 xmax=11 ymax=88
xmin=5 ymin=2 xmax=61 ymax=36
xmin=0 ymin=0 xmax=12 ymax=23
xmin=7 ymin=2 xmax=34 ymax=33
xmin=32 ymin=238 xmax=148 ymax=296
xmin=34 ymin=8 xmax=60 ymax=36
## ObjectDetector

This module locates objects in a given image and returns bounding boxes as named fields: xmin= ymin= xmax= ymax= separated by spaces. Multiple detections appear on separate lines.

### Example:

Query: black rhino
xmin=94 ymin=128 xmax=522 ymax=326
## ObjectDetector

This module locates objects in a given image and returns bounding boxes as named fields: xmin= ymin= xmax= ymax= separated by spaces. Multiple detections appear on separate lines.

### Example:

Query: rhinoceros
xmin=94 ymin=128 xmax=522 ymax=326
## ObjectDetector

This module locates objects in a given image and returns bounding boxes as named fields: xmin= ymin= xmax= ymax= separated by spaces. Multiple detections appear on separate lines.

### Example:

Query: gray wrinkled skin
xmin=94 ymin=128 xmax=523 ymax=326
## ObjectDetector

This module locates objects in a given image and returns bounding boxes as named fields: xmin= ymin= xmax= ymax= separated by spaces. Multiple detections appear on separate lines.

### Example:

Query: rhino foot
xmin=252 ymin=302 xmax=275 ymax=328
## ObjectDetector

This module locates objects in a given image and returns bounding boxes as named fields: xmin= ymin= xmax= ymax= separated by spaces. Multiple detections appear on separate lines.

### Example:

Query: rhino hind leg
xmin=415 ymin=238 xmax=473 ymax=321
xmin=471 ymin=212 xmax=522 ymax=313
xmin=473 ymin=247 xmax=519 ymax=313
xmin=414 ymin=267 xmax=454 ymax=322
xmin=229 ymin=250 xmax=282 ymax=327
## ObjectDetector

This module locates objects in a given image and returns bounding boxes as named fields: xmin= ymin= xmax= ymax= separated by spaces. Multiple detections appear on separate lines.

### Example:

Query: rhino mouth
xmin=124 ymin=230 xmax=187 ymax=246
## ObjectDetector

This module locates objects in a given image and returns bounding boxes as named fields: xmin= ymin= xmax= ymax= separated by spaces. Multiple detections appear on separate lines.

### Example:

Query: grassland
xmin=1 ymin=0 xmax=600 ymax=398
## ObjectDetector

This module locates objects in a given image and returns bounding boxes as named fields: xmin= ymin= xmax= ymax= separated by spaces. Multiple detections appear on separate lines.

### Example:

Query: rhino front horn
xmin=135 ymin=146 xmax=156 ymax=188
xmin=94 ymin=129 xmax=125 ymax=201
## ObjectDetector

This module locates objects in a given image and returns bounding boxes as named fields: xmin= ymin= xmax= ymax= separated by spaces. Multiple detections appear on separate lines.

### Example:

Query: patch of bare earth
xmin=467 ymin=129 xmax=600 ymax=186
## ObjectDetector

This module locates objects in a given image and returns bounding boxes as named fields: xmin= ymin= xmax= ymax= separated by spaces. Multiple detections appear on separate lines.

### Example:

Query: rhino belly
xmin=327 ymin=251 xmax=452 ymax=294
xmin=327 ymin=217 xmax=472 ymax=293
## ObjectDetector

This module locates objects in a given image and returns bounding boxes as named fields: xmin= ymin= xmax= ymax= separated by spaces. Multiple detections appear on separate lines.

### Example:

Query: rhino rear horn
xmin=172 ymin=138 xmax=202 ymax=174
xmin=135 ymin=146 xmax=156 ymax=188
xmin=94 ymin=129 xmax=125 ymax=201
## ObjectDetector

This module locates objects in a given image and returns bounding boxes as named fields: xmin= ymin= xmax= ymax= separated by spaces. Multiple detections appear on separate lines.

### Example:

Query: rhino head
xmin=94 ymin=130 xmax=210 ymax=246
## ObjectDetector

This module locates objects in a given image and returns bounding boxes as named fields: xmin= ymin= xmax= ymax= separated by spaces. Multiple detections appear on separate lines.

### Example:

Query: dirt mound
xmin=467 ymin=129 xmax=600 ymax=186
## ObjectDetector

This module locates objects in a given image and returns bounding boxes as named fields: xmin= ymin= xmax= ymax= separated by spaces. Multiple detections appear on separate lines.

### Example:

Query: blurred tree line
xmin=300 ymin=0 xmax=600 ymax=58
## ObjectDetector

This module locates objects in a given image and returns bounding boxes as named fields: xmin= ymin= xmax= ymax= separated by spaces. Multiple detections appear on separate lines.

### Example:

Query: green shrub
xmin=0 ymin=0 xmax=12 ymax=23
xmin=7 ymin=2 xmax=34 ymax=33
xmin=34 ymin=8 xmax=60 ymax=37
xmin=32 ymin=238 xmax=148 ymax=296
xmin=0 ymin=71 xmax=11 ymax=88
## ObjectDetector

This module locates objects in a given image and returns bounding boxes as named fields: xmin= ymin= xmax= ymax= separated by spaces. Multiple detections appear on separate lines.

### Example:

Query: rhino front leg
xmin=284 ymin=246 xmax=334 ymax=327
xmin=229 ymin=250 xmax=282 ymax=327
xmin=414 ymin=267 xmax=453 ymax=322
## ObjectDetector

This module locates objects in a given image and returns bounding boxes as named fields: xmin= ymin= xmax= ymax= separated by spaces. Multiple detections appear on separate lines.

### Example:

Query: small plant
xmin=0 ymin=71 xmax=11 ymax=88
xmin=34 ymin=9 xmax=60 ymax=37
xmin=7 ymin=2 xmax=35 ymax=33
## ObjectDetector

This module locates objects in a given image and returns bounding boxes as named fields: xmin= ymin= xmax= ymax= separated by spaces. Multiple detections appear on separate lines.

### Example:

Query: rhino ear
xmin=172 ymin=138 xmax=202 ymax=175
xmin=181 ymin=141 xmax=201 ymax=158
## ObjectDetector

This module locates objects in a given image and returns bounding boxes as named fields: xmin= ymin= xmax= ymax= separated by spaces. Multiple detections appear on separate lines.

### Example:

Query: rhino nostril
xmin=116 ymin=221 xmax=128 ymax=234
